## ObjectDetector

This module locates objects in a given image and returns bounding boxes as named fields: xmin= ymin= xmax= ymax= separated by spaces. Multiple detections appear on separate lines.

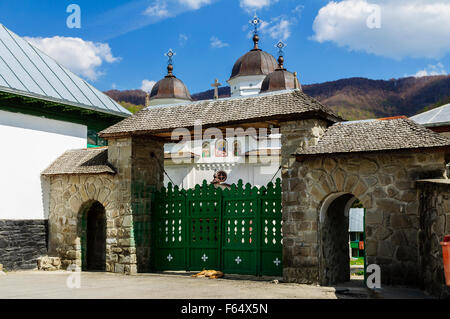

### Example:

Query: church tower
xmin=149 ymin=49 xmax=192 ymax=107
xmin=227 ymin=15 xmax=278 ymax=97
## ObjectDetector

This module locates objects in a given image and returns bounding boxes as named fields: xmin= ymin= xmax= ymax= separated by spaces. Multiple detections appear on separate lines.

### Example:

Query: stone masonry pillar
xmin=107 ymin=136 xmax=164 ymax=274
xmin=279 ymin=119 xmax=328 ymax=284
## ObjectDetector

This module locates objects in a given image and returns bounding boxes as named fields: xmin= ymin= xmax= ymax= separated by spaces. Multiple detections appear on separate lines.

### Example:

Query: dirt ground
xmin=0 ymin=270 xmax=432 ymax=299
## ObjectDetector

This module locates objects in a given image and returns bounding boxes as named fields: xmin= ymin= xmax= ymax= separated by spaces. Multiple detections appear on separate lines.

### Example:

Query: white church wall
xmin=228 ymin=75 xmax=266 ymax=97
xmin=149 ymin=98 xmax=190 ymax=108
xmin=164 ymin=164 xmax=191 ymax=188
xmin=0 ymin=110 xmax=87 ymax=220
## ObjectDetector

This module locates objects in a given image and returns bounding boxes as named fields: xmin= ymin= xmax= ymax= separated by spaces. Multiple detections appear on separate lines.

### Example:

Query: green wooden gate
xmin=151 ymin=179 xmax=283 ymax=276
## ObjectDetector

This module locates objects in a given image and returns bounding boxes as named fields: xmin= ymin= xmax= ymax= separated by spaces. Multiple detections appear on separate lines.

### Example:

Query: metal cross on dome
xmin=250 ymin=14 xmax=261 ymax=34
xmin=275 ymin=41 xmax=286 ymax=57
xmin=165 ymin=49 xmax=176 ymax=65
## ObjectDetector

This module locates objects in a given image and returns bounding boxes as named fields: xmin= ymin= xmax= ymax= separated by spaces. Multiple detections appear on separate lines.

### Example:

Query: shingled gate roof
xmin=99 ymin=89 xmax=342 ymax=138
xmin=296 ymin=117 xmax=450 ymax=158
xmin=42 ymin=148 xmax=116 ymax=176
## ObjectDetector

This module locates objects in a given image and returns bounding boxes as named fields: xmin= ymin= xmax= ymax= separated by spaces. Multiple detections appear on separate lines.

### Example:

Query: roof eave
xmin=0 ymin=86 xmax=130 ymax=118
xmin=99 ymin=110 xmax=343 ymax=139
xmin=294 ymin=145 xmax=450 ymax=161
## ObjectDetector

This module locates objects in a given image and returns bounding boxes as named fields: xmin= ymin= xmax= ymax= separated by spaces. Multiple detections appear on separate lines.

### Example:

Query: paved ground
xmin=0 ymin=270 xmax=433 ymax=299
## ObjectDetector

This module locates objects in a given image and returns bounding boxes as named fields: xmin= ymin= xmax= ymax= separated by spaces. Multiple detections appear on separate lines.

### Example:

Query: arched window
xmin=202 ymin=142 xmax=210 ymax=158
xmin=215 ymin=139 xmax=227 ymax=157
xmin=233 ymin=140 xmax=241 ymax=156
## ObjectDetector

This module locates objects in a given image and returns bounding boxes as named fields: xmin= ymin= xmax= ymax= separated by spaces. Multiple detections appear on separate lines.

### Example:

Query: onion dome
xmin=228 ymin=34 xmax=278 ymax=80
xmin=260 ymin=54 xmax=301 ymax=93
xmin=150 ymin=63 xmax=192 ymax=102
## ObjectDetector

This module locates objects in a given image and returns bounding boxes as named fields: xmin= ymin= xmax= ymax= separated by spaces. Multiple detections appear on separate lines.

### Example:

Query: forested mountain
xmin=104 ymin=75 xmax=450 ymax=120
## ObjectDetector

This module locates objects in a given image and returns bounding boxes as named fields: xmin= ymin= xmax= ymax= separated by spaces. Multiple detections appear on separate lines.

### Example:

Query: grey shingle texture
xmin=41 ymin=148 xmax=116 ymax=175
xmin=297 ymin=118 xmax=450 ymax=156
xmin=99 ymin=90 xmax=342 ymax=137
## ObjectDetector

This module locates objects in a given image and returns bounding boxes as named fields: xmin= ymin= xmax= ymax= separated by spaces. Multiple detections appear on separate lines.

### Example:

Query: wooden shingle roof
xmin=41 ymin=148 xmax=116 ymax=176
xmin=296 ymin=117 xmax=450 ymax=158
xmin=99 ymin=90 xmax=342 ymax=138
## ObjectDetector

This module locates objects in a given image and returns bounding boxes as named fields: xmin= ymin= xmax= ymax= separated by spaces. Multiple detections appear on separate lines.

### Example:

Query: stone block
xmin=375 ymin=198 xmax=402 ymax=214
xmin=377 ymin=241 xmax=395 ymax=258
xmin=390 ymin=214 xmax=410 ymax=229
xmin=332 ymin=169 xmax=346 ymax=191
xmin=365 ymin=210 xmax=383 ymax=225
xmin=323 ymin=157 xmax=337 ymax=172
xmin=359 ymin=159 xmax=379 ymax=175
xmin=37 ymin=256 xmax=61 ymax=271
xmin=114 ymin=263 xmax=125 ymax=273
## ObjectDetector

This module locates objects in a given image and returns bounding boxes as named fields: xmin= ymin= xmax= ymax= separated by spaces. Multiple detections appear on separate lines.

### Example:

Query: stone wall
xmin=0 ymin=220 xmax=47 ymax=270
xmin=281 ymin=124 xmax=447 ymax=286
xmin=47 ymin=174 xmax=119 ymax=271
xmin=47 ymin=136 xmax=164 ymax=274
xmin=280 ymin=119 xmax=328 ymax=284
xmin=418 ymin=180 xmax=450 ymax=298
xmin=131 ymin=137 xmax=164 ymax=272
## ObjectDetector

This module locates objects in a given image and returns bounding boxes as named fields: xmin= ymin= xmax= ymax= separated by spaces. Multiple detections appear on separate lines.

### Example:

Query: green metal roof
xmin=0 ymin=24 xmax=131 ymax=118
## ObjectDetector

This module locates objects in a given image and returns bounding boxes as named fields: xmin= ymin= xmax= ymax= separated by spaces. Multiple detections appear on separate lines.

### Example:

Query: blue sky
xmin=2 ymin=0 xmax=450 ymax=94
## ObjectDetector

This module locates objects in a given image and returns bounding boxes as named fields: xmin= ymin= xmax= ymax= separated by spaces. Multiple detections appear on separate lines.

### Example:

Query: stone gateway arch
xmin=42 ymin=90 xmax=450 ymax=298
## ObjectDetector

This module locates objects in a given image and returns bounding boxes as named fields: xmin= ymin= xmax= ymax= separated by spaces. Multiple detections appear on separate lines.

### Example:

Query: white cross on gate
xmin=167 ymin=254 xmax=173 ymax=262
xmin=235 ymin=256 xmax=242 ymax=264
xmin=201 ymin=254 xmax=208 ymax=262
xmin=273 ymin=258 xmax=281 ymax=267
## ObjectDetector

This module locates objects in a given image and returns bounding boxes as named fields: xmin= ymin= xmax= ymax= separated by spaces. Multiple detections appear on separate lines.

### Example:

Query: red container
xmin=441 ymin=235 xmax=450 ymax=287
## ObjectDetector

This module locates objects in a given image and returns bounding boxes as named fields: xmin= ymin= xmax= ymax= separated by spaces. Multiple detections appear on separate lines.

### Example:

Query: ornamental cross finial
xmin=250 ymin=14 xmax=261 ymax=35
xmin=275 ymin=40 xmax=286 ymax=57
xmin=211 ymin=78 xmax=221 ymax=99
xmin=165 ymin=48 xmax=176 ymax=65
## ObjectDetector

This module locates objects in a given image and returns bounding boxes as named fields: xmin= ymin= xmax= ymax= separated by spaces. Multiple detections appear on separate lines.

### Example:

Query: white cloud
xmin=292 ymin=5 xmax=304 ymax=15
xmin=312 ymin=0 xmax=450 ymax=59
xmin=179 ymin=33 xmax=189 ymax=46
xmin=414 ymin=63 xmax=447 ymax=77
xmin=179 ymin=0 xmax=211 ymax=9
xmin=260 ymin=17 xmax=292 ymax=41
xmin=144 ymin=1 xmax=172 ymax=17
xmin=141 ymin=79 xmax=157 ymax=92
xmin=210 ymin=36 xmax=229 ymax=48
xmin=111 ymin=83 xmax=117 ymax=89
xmin=240 ymin=0 xmax=277 ymax=11
xmin=25 ymin=36 xmax=119 ymax=81
xmin=144 ymin=0 xmax=210 ymax=17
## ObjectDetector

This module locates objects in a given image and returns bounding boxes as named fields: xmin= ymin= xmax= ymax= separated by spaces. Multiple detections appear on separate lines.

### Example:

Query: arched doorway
xmin=81 ymin=201 xmax=106 ymax=271
xmin=320 ymin=193 xmax=365 ymax=286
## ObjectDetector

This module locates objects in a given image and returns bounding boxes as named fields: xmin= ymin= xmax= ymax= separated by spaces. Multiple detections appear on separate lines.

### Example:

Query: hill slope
xmin=104 ymin=75 xmax=450 ymax=119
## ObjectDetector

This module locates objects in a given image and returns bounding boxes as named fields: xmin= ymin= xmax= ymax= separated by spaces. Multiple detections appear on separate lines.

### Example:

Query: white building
xmin=0 ymin=24 xmax=130 ymax=269
xmin=147 ymin=26 xmax=299 ymax=189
